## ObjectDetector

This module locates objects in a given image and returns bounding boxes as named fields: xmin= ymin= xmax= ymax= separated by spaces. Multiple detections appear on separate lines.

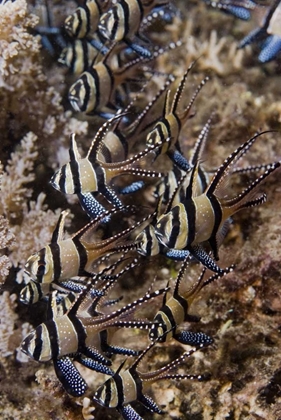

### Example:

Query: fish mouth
xmin=49 ymin=172 xmax=59 ymax=190
xmin=69 ymin=98 xmax=82 ymax=112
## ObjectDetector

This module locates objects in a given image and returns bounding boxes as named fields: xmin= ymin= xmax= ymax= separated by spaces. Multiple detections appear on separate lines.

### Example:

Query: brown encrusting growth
xmin=1 ymin=0 xmax=281 ymax=419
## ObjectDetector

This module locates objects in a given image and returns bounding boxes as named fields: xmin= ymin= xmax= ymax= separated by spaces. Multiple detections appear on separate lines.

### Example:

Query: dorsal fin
xmin=115 ymin=359 xmax=127 ymax=375
xmin=73 ymin=205 xmax=132 ymax=242
xmin=170 ymin=66 xmax=192 ymax=114
xmin=87 ymin=113 xmax=128 ymax=162
xmin=91 ymin=258 xmax=139 ymax=314
xmin=128 ymin=75 xmax=175 ymax=135
xmin=66 ymin=279 xmax=92 ymax=317
xmin=184 ymin=161 xmax=200 ymax=201
xmin=129 ymin=337 xmax=157 ymax=373
xmin=84 ymin=285 xmax=169 ymax=329
xmin=51 ymin=210 xmax=69 ymax=243
xmin=100 ymin=138 xmax=170 ymax=169
xmin=206 ymin=131 xmax=274 ymax=197
xmin=189 ymin=113 xmax=213 ymax=166
xmin=180 ymin=77 xmax=209 ymax=122
xmin=82 ymin=210 xmax=154 ymax=250
xmin=141 ymin=345 xmax=199 ymax=381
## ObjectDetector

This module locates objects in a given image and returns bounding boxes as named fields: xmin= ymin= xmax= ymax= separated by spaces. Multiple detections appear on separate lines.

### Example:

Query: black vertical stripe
xmin=115 ymin=372 xmax=125 ymax=406
xmin=82 ymin=72 xmax=94 ymax=112
xmin=104 ymin=380 xmax=113 ymax=407
xmin=68 ymin=313 xmax=87 ymax=351
xmin=37 ymin=248 xmax=47 ymax=282
xmin=69 ymin=143 xmax=82 ymax=194
xmin=173 ymin=293 xmax=188 ymax=320
xmin=103 ymin=63 xmax=114 ymax=98
xmin=82 ymin=40 xmax=89 ymax=72
xmin=120 ymin=0 xmax=131 ymax=37
xmin=74 ymin=9 xmax=83 ymax=38
xmin=186 ymin=199 xmax=196 ymax=245
xmin=46 ymin=319 xmax=60 ymax=359
xmin=169 ymin=206 xmax=180 ymax=248
xmin=112 ymin=6 xmax=120 ymax=39
xmin=146 ymin=227 xmax=152 ymax=256
xmin=72 ymin=237 xmax=88 ymax=276
xmin=59 ymin=164 xmax=67 ymax=193
xmin=264 ymin=0 xmax=280 ymax=29
xmin=51 ymin=243 xmax=62 ymax=281
xmin=33 ymin=325 xmax=43 ymax=361
xmin=208 ymin=195 xmax=222 ymax=239
xmin=84 ymin=2 xmax=92 ymax=36
xmin=94 ymin=163 xmax=106 ymax=192
xmin=71 ymin=42 xmax=77 ymax=73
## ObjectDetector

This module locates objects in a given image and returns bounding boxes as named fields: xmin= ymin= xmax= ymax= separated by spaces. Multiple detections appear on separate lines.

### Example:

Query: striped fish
xmin=24 ymin=207 xmax=149 ymax=285
xmin=64 ymin=0 xmax=111 ymax=39
xmin=21 ymin=266 xmax=169 ymax=396
xmin=93 ymin=335 xmax=210 ymax=419
xmin=98 ymin=0 xmax=169 ymax=57
xmin=155 ymin=131 xmax=281 ymax=272
xmin=68 ymin=40 xmax=181 ymax=117
xmin=149 ymin=256 xmax=234 ymax=344
xmin=50 ymin=115 xmax=167 ymax=218
xmin=100 ymin=74 xmax=175 ymax=164
xmin=58 ymin=38 xmax=105 ymax=75
xmin=135 ymin=116 xmax=213 ymax=259
xmin=146 ymin=63 xmax=208 ymax=170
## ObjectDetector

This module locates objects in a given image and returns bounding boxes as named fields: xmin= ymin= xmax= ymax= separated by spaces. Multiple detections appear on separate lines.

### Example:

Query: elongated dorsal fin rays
xmin=180 ymin=76 xmax=209 ymax=122
xmin=184 ymin=161 xmax=201 ymax=201
xmin=140 ymin=346 xmax=201 ymax=382
xmin=75 ymin=205 xmax=132 ymax=243
xmin=189 ymin=113 xmax=213 ymax=167
xmin=170 ymin=66 xmax=192 ymax=114
xmin=77 ymin=255 xmax=129 ymax=313
xmin=129 ymin=74 xmax=176 ymax=135
xmin=65 ymin=277 xmax=93 ymax=317
xmin=87 ymin=287 xmax=169 ymax=330
xmin=89 ymin=258 xmax=140 ymax=315
xmin=88 ymin=113 xmax=129 ymax=162
xmin=81 ymin=210 xmax=156 ymax=252
xmin=181 ymin=264 xmax=235 ymax=304
xmin=223 ymin=160 xmax=280 ymax=211
xmin=51 ymin=210 xmax=69 ymax=244
xmin=100 ymin=137 xmax=171 ymax=170
xmin=206 ymin=130 xmax=274 ymax=197
xmin=129 ymin=333 xmax=159 ymax=373
xmin=165 ymin=167 xmax=190 ymax=213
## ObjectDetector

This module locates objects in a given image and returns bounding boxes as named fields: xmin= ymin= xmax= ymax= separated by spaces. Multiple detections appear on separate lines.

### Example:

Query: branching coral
xmin=0 ymin=214 xmax=15 ymax=283
xmin=183 ymin=27 xmax=246 ymax=75
xmin=0 ymin=131 xmax=65 ymax=282
xmin=0 ymin=132 xmax=38 ymax=221
xmin=0 ymin=0 xmax=88 ymax=168
xmin=0 ymin=291 xmax=18 ymax=357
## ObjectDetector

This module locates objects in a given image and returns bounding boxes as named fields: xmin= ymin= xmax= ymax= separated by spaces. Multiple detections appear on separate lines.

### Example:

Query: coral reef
xmin=0 ymin=0 xmax=281 ymax=419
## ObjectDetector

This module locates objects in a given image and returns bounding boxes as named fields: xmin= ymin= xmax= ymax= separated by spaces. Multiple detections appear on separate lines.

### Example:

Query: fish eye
xmin=37 ymin=262 xmax=46 ymax=277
